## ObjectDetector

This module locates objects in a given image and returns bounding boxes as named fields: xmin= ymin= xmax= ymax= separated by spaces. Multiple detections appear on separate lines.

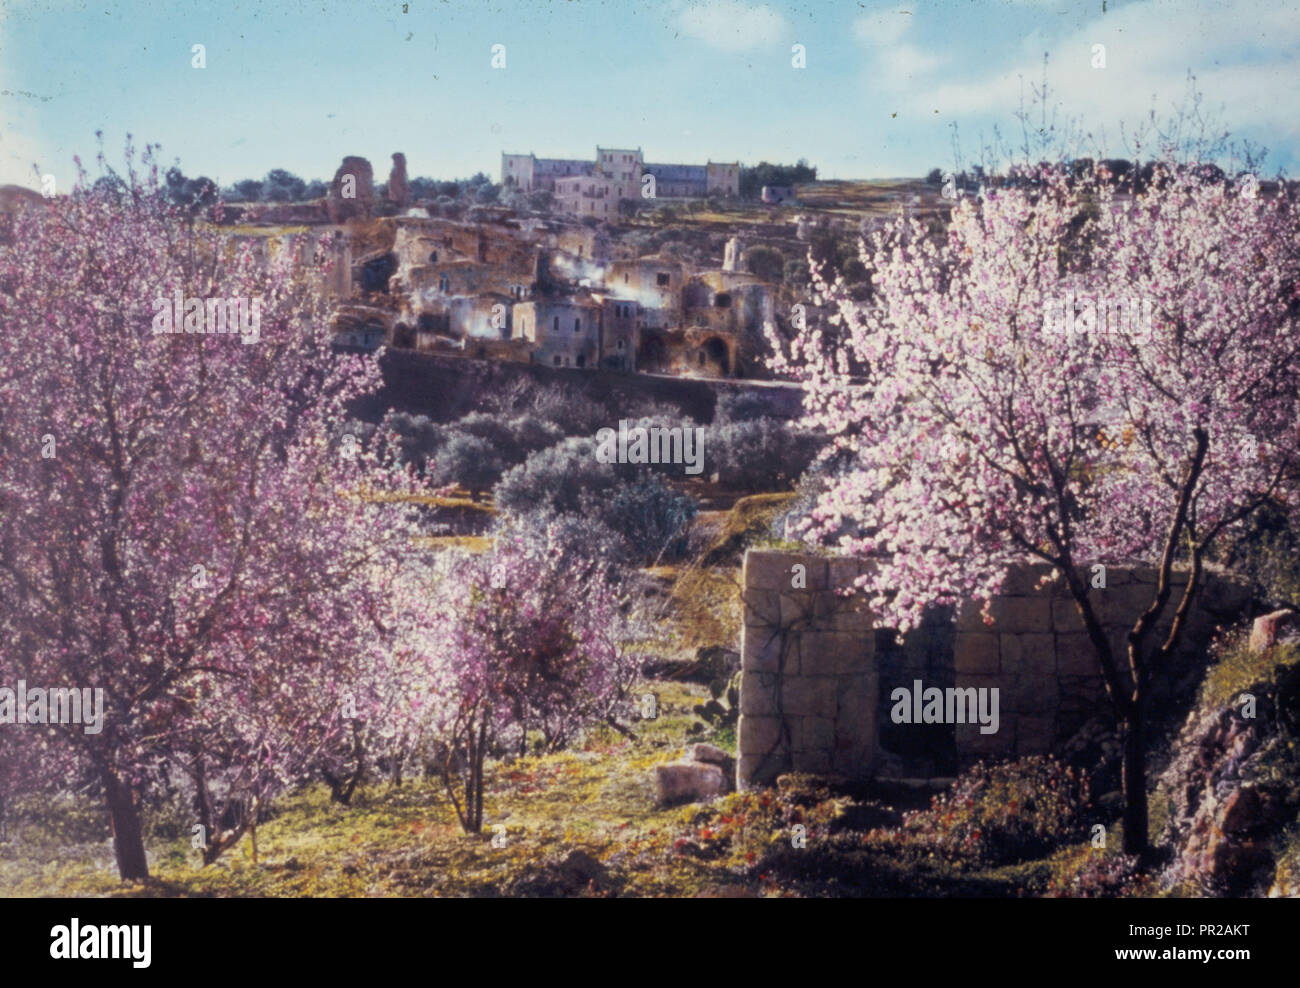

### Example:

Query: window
xmin=439 ymin=276 xmax=449 ymax=293
xmin=574 ymin=318 xmax=581 ymax=333
xmin=553 ymin=355 xmax=562 ymax=366
xmin=715 ymin=292 xmax=732 ymax=309
xmin=657 ymin=273 xmax=670 ymax=286
xmin=428 ymin=251 xmax=438 ymax=263
xmin=624 ymin=274 xmax=629 ymax=284
xmin=617 ymin=339 xmax=624 ymax=349
xmin=553 ymin=316 xmax=559 ymax=331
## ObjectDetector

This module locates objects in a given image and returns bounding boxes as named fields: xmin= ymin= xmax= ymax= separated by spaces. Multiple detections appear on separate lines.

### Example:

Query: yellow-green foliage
xmin=1200 ymin=641 xmax=1300 ymax=711
xmin=702 ymin=492 xmax=797 ymax=567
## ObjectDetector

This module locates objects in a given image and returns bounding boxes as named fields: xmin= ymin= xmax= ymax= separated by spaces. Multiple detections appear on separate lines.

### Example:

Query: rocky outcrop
xmin=327 ymin=156 xmax=375 ymax=223
xmin=1156 ymin=659 xmax=1300 ymax=895
xmin=387 ymin=152 xmax=409 ymax=210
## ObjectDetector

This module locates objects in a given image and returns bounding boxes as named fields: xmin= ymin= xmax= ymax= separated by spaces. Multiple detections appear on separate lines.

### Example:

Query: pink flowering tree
xmin=0 ymin=141 xmax=426 ymax=878
xmin=423 ymin=532 xmax=637 ymax=835
xmin=770 ymin=162 xmax=1300 ymax=858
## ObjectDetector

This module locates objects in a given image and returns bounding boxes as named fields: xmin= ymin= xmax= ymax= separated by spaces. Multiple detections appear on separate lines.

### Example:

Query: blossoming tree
xmin=770 ymin=162 xmax=1300 ymax=857
xmin=0 ymin=143 xmax=424 ymax=878
xmin=423 ymin=531 xmax=637 ymax=835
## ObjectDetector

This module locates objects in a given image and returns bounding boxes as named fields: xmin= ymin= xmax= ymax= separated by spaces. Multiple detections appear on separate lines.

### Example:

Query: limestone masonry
xmin=737 ymin=549 xmax=1251 ymax=789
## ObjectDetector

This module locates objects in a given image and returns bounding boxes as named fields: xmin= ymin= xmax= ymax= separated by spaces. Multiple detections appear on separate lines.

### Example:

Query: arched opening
xmin=392 ymin=322 xmax=415 ymax=348
xmin=700 ymin=336 xmax=730 ymax=376
xmin=637 ymin=334 xmax=668 ymax=373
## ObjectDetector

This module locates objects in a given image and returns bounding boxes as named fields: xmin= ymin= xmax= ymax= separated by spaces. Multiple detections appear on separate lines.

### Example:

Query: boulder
xmin=654 ymin=761 xmax=727 ymax=806
xmin=1248 ymin=609 xmax=1300 ymax=654
xmin=688 ymin=743 xmax=731 ymax=766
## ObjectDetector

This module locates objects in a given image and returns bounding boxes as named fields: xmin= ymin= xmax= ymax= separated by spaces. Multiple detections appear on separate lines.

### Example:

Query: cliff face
xmin=1154 ymin=643 xmax=1300 ymax=896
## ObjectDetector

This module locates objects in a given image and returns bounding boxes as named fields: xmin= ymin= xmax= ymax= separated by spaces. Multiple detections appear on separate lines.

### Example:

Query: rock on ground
xmin=655 ymin=761 xmax=728 ymax=806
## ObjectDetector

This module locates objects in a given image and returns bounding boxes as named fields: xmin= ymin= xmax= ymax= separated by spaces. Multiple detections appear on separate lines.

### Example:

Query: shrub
xmin=744 ymin=245 xmax=786 ymax=283
xmin=867 ymin=756 xmax=1093 ymax=867
xmin=595 ymin=475 xmax=697 ymax=564
xmin=714 ymin=391 xmax=770 ymax=424
xmin=385 ymin=411 xmax=444 ymax=474
xmin=494 ymin=437 xmax=619 ymax=516
xmin=1044 ymin=847 xmax=1150 ymax=897
xmin=706 ymin=418 xmax=823 ymax=491
xmin=431 ymin=432 xmax=503 ymax=500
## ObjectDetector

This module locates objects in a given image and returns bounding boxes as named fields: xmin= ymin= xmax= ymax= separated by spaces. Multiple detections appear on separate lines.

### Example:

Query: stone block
xmin=1000 ymin=561 xmax=1059 ymax=596
xmin=745 ymin=549 xmax=822 ymax=590
xmin=955 ymin=599 xmax=992 ymax=632
xmin=953 ymin=633 xmax=1000 ymax=675
xmin=1052 ymin=596 xmax=1086 ymax=633
xmin=1001 ymin=633 xmax=1054 ymax=677
xmin=951 ymin=672 xmax=1000 ymax=693
xmin=741 ymin=588 xmax=781 ymax=628
xmin=744 ymin=626 xmax=797 ymax=674
xmin=780 ymin=591 xmax=820 ymax=627
xmin=740 ymin=671 xmax=781 ymax=716
xmin=800 ymin=632 xmax=867 ymax=676
xmin=1098 ymin=583 xmax=1157 ymax=626
xmin=826 ymin=591 xmax=873 ymax=633
xmin=1007 ymin=674 xmax=1057 ymax=716
xmin=781 ymin=676 xmax=839 ymax=717
xmin=796 ymin=717 xmax=836 ymax=754
xmin=987 ymin=595 xmax=1053 ymax=634
xmin=1056 ymin=633 xmax=1102 ymax=677
xmin=738 ymin=714 xmax=788 ymax=755
xmin=827 ymin=555 xmax=864 ymax=591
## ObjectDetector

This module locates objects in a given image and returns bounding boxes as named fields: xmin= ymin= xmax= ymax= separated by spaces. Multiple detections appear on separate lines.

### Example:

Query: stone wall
xmin=737 ymin=549 xmax=1251 ymax=789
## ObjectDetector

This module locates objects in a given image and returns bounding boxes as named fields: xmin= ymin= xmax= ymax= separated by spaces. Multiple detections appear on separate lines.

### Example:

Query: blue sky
xmin=2 ymin=0 xmax=1297 ymax=190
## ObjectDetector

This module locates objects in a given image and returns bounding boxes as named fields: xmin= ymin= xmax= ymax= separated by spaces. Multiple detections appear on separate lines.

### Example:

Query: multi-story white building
xmin=502 ymin=147 xmax=739 ymax=215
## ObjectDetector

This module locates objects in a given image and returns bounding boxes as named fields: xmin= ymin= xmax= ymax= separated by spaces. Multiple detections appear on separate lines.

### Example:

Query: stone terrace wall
xmin=737 ymin=549 xmax=1251 ymax=790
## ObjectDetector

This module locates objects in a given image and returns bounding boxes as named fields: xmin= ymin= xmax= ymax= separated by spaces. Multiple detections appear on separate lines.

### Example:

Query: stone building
xmin=502 ymin=146 xmax=739 ymax=215
xmin=511 ymin=296 xmax=604 ymax=368
xmin=736 ymin=549 xmax=1251 ymax=787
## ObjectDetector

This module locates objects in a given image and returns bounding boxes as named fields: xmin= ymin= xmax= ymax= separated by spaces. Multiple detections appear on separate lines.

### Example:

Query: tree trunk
xmin=102 ymin=769 xmax=149 ymax=880
xmin=1121 ymin=703 xmax=1148 ymax=859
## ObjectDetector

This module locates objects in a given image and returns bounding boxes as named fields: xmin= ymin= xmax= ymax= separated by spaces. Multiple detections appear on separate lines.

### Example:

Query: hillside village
xmin=193 ymin=149 xmax=942 ymax=379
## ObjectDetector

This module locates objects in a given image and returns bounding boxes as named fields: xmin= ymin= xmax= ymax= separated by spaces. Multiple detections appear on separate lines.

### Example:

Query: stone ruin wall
xmin=737 ymin=549 xmax=1251 ymax=789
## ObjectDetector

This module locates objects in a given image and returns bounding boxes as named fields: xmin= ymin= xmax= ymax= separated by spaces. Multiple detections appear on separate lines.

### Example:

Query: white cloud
xmin=909 ymin=0 xmax=1300 ymax=158
xmin=881 ymin=45 xmax=946 ymax=80
xmin=854 ymin=7 xmax=916 ymax=47
xmin=677 ymin=0 xmax=786 ymax=52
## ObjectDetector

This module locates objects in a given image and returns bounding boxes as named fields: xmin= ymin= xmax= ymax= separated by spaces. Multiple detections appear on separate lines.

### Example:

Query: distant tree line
xmin=156 ymin=165 xmax=511 ymax=208
xmin=739 ymin=160 xmax=817 ymax=199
